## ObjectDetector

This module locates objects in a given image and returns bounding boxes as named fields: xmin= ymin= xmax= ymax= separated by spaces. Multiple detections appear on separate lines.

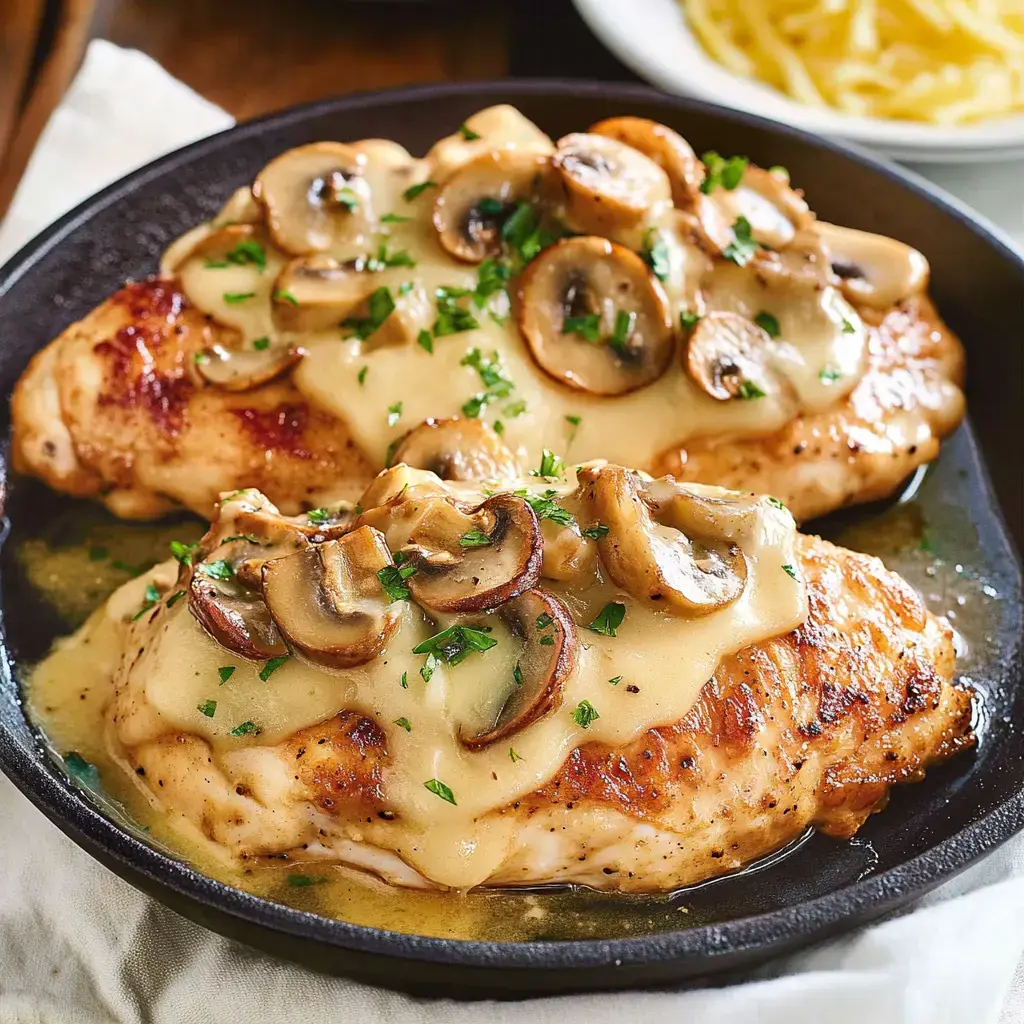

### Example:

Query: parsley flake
xmin=223 ymin=291 xmax=255 ymax=304
xmin=400 ymin=671 xmax=409 ymax=689
xmin=252 ymin=336 xmax=270 ymax=351
xmin=680 ymin=310 xmax=702 ymax=329
xmin=413 ymin=625 xmax=497 ymax=667
xmin=588 ymin=602 xmax=626 ymax=637
xmin=723 ymin=216 xmax=761 ymax=266
xmin=571 ymin=699 xmax=600 ymax=729
xmin=609 ymin=309 xmax=636 ymax=356
xmin=700 ymin=151 xmax=748 ymax=194
xmin=509 ymin=747 xmax=525 ymax=763
xmin=562 ymin=313 xmax=601 ymax=342
xmin=531 ymin=448 xmax=564 ymax=479
xmin=287 ymin=873 xmax=327 ymax=888
xmin=306 ymin=508 xmax=330 ymax=524
xmin=608 ymin=675 xmax=622 ymax=686
xmin=393 ymin=717 xmax=412 ymax=732
xmin=459 ymin=528 xmax=492 ymax=548
xmin=417 ymin=329 xmax=434 ymax=354
xmin=342 ymin=287 xmax=396 ymax=340
xmin=642 ymin=228 xmax=671 ymax=281
xmin=377 ymin=561 xmax=418 ymax=602
xmin=381 ymin=212 xmax=411 ymax=224
xmin=274 ymin=289 xmax=299 ymax=305
xmin=218 ymin=666 xmax=236 ymax=684
xmin=754 ymin=311 xmax=780 ymax=338
xmin=131 ymin=582 xmax=161 ymax=621
xmin=225 ymin=239 xmax=266 ymax=272
xmin=357 ymin=365 xmax=368 ymax=385
xmin=424 ymin=778 xmax=456 ymax=804
xmin=259 ymin=656 xmax=289 ymax=681
xmin=841 ymin=318 xmax=856 ymax=334
xmin=166 ymin=590 xmax=187 ymax=608
xmin=387 ymin=401 xmax=403 ymax=428
xmin=459 ymin=123 xmax=481 ymax=141
xmin=819 ymin=367 xmax=843 ymax=383
xmin=230 ymin=721 xmax=259 ymax=737
xmin=583 ymin=523 xmax=609 ymax=540
xmin=197 ymin=560 xmax=234 ymax=581
xmin=197 ymin=699 xmax=217 ymax=719
xmin=403 ymin=180 xmax=437 ymax=202
xmin=170 ymin=540 xmax=200 ymax=566
xmin=736 ymin=380 xmax=766 ymax=400
xmin=782 ymin=563 xmax=799 ymax=581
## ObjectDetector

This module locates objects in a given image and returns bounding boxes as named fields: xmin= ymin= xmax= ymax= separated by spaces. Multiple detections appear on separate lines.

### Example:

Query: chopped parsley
xmin=413 ymin=625 xmax=497 ymax=667
xmin=225 ymin=239 xmax=266 ymax=272
xmin=459 ymin=122 xmax=482 ymax=141
xmin=736 ymin=380 xmax=766 ymax=400
xmin=459 ymin=528 xmax=492 ymax=548
xmin=473 ymin=258 xmax=512 ymax=308
xmin=218 ymin=666 xmax=236 ymax=684
xmin=377 ymin=561 xmax=417 ymax=602
xmin=461 ymin=348 xmax=513 ymax=395
xmin=609 ymin=309 xmax=636 ymax=356
xmin=381 ymin=212 xmax=411 ymax=224
xmin=782 ymin=563 xmax=799 ymax=581
xmin=365 ymin=242 xmax=416 ymax=271
xmin=754 ymin=311 xmax=780 ymax=338
xmin=417 ymin=329 xmax=434 ymax=354
xmin=520 ymin=489 xmax=576 ymax=527
xmin=582 ymin=523 xmax=609 ymax=540
xmin=571 ymin=699 xmax=600 ymax=729
xmin=420 ymin=653 xmax=439 ymax=683
xmin=230 ymin=721 xmax=259 ymax=737
xmin=64 ymin=752 xmax=99 ymax=786
xmin=357 ymin=365 xmax=368 ymax=385
xmin=274 ymin=289 xmax=299 ymax=305
xmin=588 ymin=601 xmax=626 ymax=637
xmin=252 ymin=336 xmax=270 ymax=351
xmin=536 ymin=612 xmax=554 ymax=630
xmin=493 ymin=420 xmax=504 ymax=435
xmin=400 ymin=671 xmax=409 ymax=689
xmin=641 ymin=228 xmax=671 ymax=281
xmin=723 ymin=216 xmax=761 ymax=267
xmin=767 ymin=496 xmax=787 ymax=510
xmin=819 ymin=367 xmax=843 ymax=383
xmin=403 ymin=180 xmax=437 ymax=202
xmin=131 ymin=582 xmax=161 ymax=621
xmin=169 ymin=540 xmax=200 ymax=566
xmin=513 ymin=661 xmax=523 ymax=686
xmin=433 ymin=286 xmax=480 ymax=336
xmin=197 ymin=699 xmax=217 ymax=719
xmin=393 ymin=717 xmax=412 ymax=732
xmin=841 ymin=317 xmax=856 ymax=334
xmin=387 ymin=401 xmax=403 ymax=428
xmin=259 ymin=656 xmax=289 ymax=681
xmin=166 ymin=590 xmax=187 ymax=608
xmin=531 ymin=448 xmax=564 ymax=479
xmin=503 ymin=399 xmax=528 ymax=419
xmin=424 ymin=778 xmax=456 ymax=805
xmin=197 ymin=560 xmax=234 ymax=581
xmin=509 ymin=747 xmax=524 ymax=763
xmin=222 ymin=291 xmax=255 ymax=304
xmin=342 ymin=286 xmax=396 ymax=340
xmin=287 ymin=873 xmax=327 ymax=888
xmin=608 ymin=675 xmax=622 ymax=686
xmin=306 ymin=508 xmax=330 ymax=524
xmin=680 ymin=309 xmax=702 ymax=329
xmin=700 ymin=151 xmax=748 ymax=194
xmin=562 ymin=313 xmax=600 ymax=342
xmin=500 ymin=202 xmax=559 ymax=264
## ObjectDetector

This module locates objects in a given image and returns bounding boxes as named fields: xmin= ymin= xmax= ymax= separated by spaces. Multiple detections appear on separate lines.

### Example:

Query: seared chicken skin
xmin=96 ymin=471 xmax=972 ymax=893
xmin=12 ymin=279 xmax=372 ymax=518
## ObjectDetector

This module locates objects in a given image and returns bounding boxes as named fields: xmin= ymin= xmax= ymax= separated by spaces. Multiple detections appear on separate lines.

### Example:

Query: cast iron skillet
xmin=0 ymin=81 xmax=1022 ymax=997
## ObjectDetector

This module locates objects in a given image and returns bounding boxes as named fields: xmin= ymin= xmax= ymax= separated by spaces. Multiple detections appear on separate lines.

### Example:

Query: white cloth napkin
xmin=2 ymin=39 xmax=1024 ymax=1024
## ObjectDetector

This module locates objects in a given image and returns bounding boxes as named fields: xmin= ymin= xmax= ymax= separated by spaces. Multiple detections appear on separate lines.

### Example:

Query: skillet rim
xmin=0 ymin=78 xmax=1022 ymax=979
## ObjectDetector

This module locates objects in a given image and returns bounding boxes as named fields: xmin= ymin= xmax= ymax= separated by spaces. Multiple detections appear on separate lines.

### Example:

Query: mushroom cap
xmin=253 ymin=142 xmax=373 ymax=259
xmin=553 ymin=133 xmax=672 ymax=236
xmin=433 ymin=150 xmax=550 ymax=263
xmin=389 ymin=418 xmax=520 ymax=482
xmin=261 ymin=526 xmax=403 ymax=669
xmin=684 ymin=311 xmax=776 ymax=402
xmin=459 ymin=588 xmax=578 ymax=749
xmin=195 ymin=341 xmax=303 ymax=392
xmin=271 ymin=254 xmax=377 ymax=332
xmin=189 ymin=571 xmax=288 ymax=661
xmin=588 ymin=116 xmax=704 ymax=209
xmin=399 ymin=492 xmax=543 ymax=613
xmin=516 ymin=236 xmax=674 ymax=396
xmin=580 ymin=465 xmax=748 ymax=616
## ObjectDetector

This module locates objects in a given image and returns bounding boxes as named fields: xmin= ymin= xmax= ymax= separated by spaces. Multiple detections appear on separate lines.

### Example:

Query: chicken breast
xmin=12 ymin=278 xmax=372 ymax=518
xmin=659 ymin=296 xmax=965 ymax=521
xmin=104 ymin=509 xmax=971 ymax=893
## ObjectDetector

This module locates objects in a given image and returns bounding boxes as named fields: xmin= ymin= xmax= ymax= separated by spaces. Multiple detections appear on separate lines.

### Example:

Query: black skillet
xmin=0 ymin=82 xmax=1021 ymax=997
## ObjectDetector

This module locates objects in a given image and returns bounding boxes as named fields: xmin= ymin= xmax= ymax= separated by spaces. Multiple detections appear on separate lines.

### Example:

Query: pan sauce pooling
xmin=36 ymin=465 xmax=806 ymax=890
xmin=162 ymin=105 xmax=926 ymax=472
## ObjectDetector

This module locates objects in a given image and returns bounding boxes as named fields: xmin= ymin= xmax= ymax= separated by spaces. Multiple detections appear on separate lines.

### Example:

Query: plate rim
xmin=571 ymin=0 xmax=1024 ymax=162
xmin=1 ymin=77 xmax=1023 ymax=979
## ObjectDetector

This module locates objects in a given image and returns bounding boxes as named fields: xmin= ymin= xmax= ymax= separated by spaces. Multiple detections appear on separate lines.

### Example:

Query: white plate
xmin=572 ymin=0 xmax=1024 ymax=162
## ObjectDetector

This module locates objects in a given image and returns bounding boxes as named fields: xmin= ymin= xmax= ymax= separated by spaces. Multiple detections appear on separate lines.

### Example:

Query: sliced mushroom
xmin=194 ymin=341 xmax=303 ymax=391
xmin=684 ymin=312 xmax=779 ymax=401
xmin=460 ymin=589 xmax=577 ymax=749
xmin=579 ymin=465 xmax=748 ymax=616
xmin=399 ymin=493 xmax=542 ymax=613
xmin=357 ymin=465 xmax=449 ymax=516
xmin=213 ymin=186 xmax=263 ymax=228
xmin=261 ymin=526 xmax=402 ymax=669
xmin=816 ymin=222 xmax=929 ymax=310
xmin=390 ymin=418 xmax=519 ymax=481
xmin=516 ymin=236 xmax=674 ymax=396
xmin=589 ymin=117 xmax=704 ymax=209
xmin=270 ymin=255 xmax=378 ymax=332
xmin=709 ymin=166 xmax=813 ymax=252
xmin=553 ymin=133 xmax=672 ymax=237
xmin=189 ymin=571 xmax=288 ymax=661
xmin=749 ymin=227 xmax=836 ymax=291
xmin=433 ymin=150 xmax=550 ymax=263
xmin=253 ymin=143 xmax=373 ymax=258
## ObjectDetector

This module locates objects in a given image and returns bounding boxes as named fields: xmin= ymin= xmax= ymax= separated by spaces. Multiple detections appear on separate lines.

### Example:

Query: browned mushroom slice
xmin=516 ymin=236 xmax=674 ymax=396
xmin=195 ymin=341 xmax=303 ymax=391
xmin=816 ymin=221 xmax=929 ymax=309
xmin=589 ymin=116 xmax=704 ymax=209
xmin=262 ymin=527 xmax=402 ymax=669
xmin=390 ymin=418 xmax=520 ymax=481
xmin=684 ymin=312 xmax=778 ymax=401
xmin=400 ymin=493 xmax=542 ymax=613
xmin=749 ymin=227 xmax=835 ymax=290
xmin=253 ymin=142 xmax=373 ymax=257
xmin=580 ymin=465 xmax=748 ymax=616
xmin=189 ymin=571 xmax=288 ymax=661
xmin=460 ymin=589 xmax=577 ymax=749
xmin=271 ymin=254 xmax=377 ymax=332
xmin=553 ymin=133 xmax=671 ymax=237
xmin=433 ymin=150 xmax=550 ymax=263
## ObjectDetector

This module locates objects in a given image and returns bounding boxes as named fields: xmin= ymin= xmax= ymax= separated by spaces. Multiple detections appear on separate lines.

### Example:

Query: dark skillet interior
xmin=0 ymin=82 xmax=1022 ymax=997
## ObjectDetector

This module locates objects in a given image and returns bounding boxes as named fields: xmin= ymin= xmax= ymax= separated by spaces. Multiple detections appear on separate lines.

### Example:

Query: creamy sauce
xmin=32 ymin=470 xmax=804 ymax=890
xmin=162 ymin=105 xmax=921 ymax=474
